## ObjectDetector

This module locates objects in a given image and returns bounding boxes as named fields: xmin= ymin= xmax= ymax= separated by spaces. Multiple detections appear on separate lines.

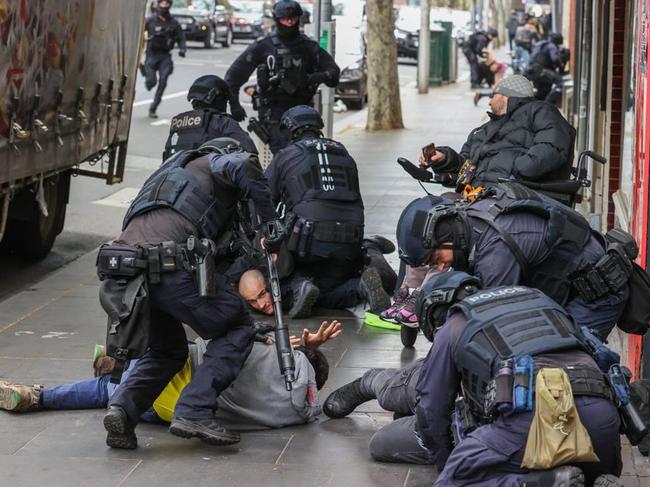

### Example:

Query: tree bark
xmin=366 ymin=0 xmax=403 ymax=131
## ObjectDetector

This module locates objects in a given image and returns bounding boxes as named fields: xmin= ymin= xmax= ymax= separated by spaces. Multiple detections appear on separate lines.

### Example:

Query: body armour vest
xmin=266 ymin=35 xmax=314 ymax=102
xmin=163 ymin=109 xmax=218 ymax=160
xmin=123 ymin=151 xmax=228 ymax=239
xmin=284 ymin=137 xmax=362 ymax=215
xmin=147 ymin=16 xmax=177 ymax=52
xmin=470 ymin=182 xmax=596 ymax=304
xmin=451 ymin=286 xmax=588 ymax=417
xmin=530 ymin=40 xmax=554 ymax=69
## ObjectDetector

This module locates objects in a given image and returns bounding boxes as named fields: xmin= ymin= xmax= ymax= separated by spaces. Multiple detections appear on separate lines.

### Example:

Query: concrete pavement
xmin=1 ymin=56 xmax=649 ymax=487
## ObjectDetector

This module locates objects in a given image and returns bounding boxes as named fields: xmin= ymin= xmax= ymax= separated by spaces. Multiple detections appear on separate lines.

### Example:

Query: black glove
xmin=179 ymin=51 xmax=186 ymax=58
xmin=253 ymin=321 xmax=275 ymax=343
xmin=262 ymin=219 xmax=288 ymax=253
xmin=230 ymin=102 xmax=247 ymax=122
xmin=307 ymin=71 xmax=329 ymax=86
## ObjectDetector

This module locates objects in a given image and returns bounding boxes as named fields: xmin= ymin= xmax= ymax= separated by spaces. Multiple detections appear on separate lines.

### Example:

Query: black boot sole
xmin=104 ymin=412 xmax=137 ymax=449
xmin=169 ymin=419 xmax=240 ymax=446
xmin=360 ymin=268 xmax=391 ymax=313
xmin=288 ymin=284 xmax=319 ymax=319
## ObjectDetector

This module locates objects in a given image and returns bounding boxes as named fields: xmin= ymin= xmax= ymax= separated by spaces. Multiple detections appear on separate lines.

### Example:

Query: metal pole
xmin=312 ymin=0 xmax=321 ymax=41
xmin=320 ymin=0 xmax=334 ymax=138
xmin=417 ymin=0 xmax=430 ymax=93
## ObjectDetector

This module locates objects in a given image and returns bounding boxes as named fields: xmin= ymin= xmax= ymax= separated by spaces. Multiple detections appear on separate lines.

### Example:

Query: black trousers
xmin=145 ymin=50 xmax=174 ymax=113
xmin=109 ymin=270 xmax=255 ymax=423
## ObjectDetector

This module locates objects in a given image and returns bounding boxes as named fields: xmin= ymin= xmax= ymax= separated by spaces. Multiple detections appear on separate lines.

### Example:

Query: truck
xmin=0 ymin=0 xmax=146 ymax=259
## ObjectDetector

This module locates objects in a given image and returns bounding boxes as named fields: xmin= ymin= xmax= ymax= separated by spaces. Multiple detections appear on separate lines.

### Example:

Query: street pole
xmin=320 ymin=0 xmax=335 ymax=138
xmin=312 ymin=0 xmax=321 ymax=43
xmin=417 ymin=0 xmax=430 ymax=94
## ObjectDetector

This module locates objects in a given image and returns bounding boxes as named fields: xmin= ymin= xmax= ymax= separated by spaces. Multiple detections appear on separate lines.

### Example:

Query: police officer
xmin=414 ymin=275 xmax=621 ymax=486
xmin=224 ymin=0 xmax=340 ymax=154
xmin=323 ymin=272 xmax=480 ymax=466
xmin=265 ymin=105 xmax=390 ymax=317
xmin=163 ymin=75 xmax=257 ymax=160
xmin=98 ymin=138 xmax=286 ymax=449
xmin=323 ymin=272 xmax=623 ymax=486
xmin=144 ymin=0 xmax=187 ymax=119
xmin=462 ymin=28 xmax=497 ymax=89
xmin=525 ymin=33 xmax=567 ymax=105
xmin=418 ymin=182 xmax=630 ymax=340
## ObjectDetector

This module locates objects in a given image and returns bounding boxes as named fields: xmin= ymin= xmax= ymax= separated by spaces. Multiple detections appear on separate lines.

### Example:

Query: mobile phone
xmin=421 ymin=143 xmax=437 ymax=164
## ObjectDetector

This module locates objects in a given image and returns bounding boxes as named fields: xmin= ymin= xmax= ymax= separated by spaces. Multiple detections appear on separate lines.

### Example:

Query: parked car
xmin=170 ymin=0 xmax=233 ymax=48
xmin=230 ymin=0 xmax=268 ymax=40
xmin=395 ymin=7 xmax=419 ymax=59
xmin=334 ymin=17 xmax=367 ymax=110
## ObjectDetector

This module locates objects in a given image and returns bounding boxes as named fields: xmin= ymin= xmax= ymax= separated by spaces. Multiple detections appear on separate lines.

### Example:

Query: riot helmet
xmin=416 ymin=271 xmax=482 ymax=342
xmin=420 ymin=202 xmax=473 ymax=271
xmin=198 ymin=137 xmax=243 ymax=155
xmin=280 ymin=105 xmax=324 ymax=139
xmin=396 ymin=195 xmax=446 ymax=267
xmin=157 ymin=0 xmax=172 ymax=16
xmin=549 ymin=32 xmax=564 ymax=46
xmin=273 ymin=0 xmax=302 ymax=41
xmin=188 ymin=75 xmax=230 ymax=112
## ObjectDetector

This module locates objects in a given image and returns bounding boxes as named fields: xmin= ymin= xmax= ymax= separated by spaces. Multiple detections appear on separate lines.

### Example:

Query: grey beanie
xmin=493 ymin=75 xmax=535 ymax=98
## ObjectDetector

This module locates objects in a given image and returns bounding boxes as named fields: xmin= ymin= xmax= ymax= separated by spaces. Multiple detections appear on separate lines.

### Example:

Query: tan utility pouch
xmin=522 ymin=368 xmax=600 ymax=469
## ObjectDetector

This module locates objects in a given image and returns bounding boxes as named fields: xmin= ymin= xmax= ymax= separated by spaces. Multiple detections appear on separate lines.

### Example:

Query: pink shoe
xmin=379 ymin=287 xmax=409 ymax=323
xmin=396 ymin=290 xmax=419 ymax=325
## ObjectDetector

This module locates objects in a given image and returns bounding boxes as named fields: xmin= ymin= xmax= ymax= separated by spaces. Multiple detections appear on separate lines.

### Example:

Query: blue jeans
xmin=41 ymin=361 xmax=136 ymax=410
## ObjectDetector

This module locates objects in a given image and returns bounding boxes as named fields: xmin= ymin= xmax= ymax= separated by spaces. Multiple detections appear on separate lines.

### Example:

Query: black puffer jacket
xmin=434 ymin=97 xmax=575 ymax=188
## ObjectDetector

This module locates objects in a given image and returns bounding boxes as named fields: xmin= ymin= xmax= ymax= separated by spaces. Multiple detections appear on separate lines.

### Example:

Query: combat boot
xmin=169 ymin=417 xmax=240 ymax=446
xmin=362 ymin=235 xmax=396 ymax=254
xmin=520 ymin=466 xmax=584 ymax=487
xmin=358 ymin=267 xmax=391 ymax=313
xmin=0 ymin=382 xmax=43 ymax=412
xmin=287 ymin=278 xmax=320 ymax=319
xmin=323 ymin=377 xmax=374 ymax=419
xmin=104 ymin=405 xmax=137 ymax=449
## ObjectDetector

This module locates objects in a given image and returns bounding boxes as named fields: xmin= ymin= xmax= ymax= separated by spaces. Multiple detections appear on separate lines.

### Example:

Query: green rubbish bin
xmin=429 ymin=24 xmax=445 ymax=86
xmin=437 ymin=21 xmax=453 ymax=83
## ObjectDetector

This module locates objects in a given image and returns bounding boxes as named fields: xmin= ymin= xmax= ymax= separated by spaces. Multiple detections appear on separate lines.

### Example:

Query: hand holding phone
xmin=420 ymin=143 xmax=437 ymax=167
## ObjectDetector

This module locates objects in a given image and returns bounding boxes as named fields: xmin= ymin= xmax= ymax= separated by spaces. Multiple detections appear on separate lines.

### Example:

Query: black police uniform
xmin=105 ymin=148 xmax=277 ymax=426
xmin=144 ymin=12 xmax=187 ymax=115
xmin=462 ymin=31 xmax=491 ymax=88
xmin=265 ymin=135 xmax=365 ymax=309
xmin=416 ymin=286 xmax=621 ymax=485
xmin=225 ymin=34 xmax=340 ymax=153
xmin=163 ymin=109 xmax=257 ymax=160
xmin=421 ymin=183 xmax=629 ymax=339
xmin=525 ymin=40 xmax=564 ymax=103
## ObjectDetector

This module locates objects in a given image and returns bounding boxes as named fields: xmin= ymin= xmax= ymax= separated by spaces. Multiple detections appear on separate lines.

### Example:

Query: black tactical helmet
xmin=280 ymin=105 xmax=324 ymax=133
xmin=549 ymin=32 xmax=564 ymax=45
xmin=419 ymin=201 xmax=473 ymax=270
xmin=396 ymin=195 xmax=446 ymax=267
xmin=272 ymin=0 xmax=303 ymax=19
xmin=187 ymin=75 xmax=230 ymax=108
xmin=198 ymin=137 xmax=242 ymax=155
xmin=416 ymin=271 xmax=482 ymax=342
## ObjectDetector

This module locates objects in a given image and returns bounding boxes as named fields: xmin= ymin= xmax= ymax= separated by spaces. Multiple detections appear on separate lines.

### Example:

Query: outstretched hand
xmin=289 ymin=320 xmax=342 ymax=349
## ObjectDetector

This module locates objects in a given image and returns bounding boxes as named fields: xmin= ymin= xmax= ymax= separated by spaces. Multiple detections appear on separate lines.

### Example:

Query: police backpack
xmin=606 ymin=229 xmax=650 ymax=335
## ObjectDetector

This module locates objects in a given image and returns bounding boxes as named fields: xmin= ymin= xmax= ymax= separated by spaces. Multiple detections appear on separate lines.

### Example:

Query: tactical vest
xmin=530 ymin=40 xmax=553 ymax=69
xmin=267 ymin=35 xmax=313 ymax=100
xmin=284 ymin=138 xmax=362 ymax=212
xmin=470 ymin=182 xmax=595 ymax=304
xmin=147 ymin=16 xmax=177 ymax=52
xmin=163 ymin=109 xmax=217 ymax=160
xmin=123 ymin=151 xmax=228 ymax=239
xmin=451 ymin=286 xmax=588 ymax=417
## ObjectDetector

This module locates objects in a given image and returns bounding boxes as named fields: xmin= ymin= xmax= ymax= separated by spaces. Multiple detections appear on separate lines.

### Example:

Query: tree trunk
xmin=366 ymin=0 xmax=403 ymax=131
